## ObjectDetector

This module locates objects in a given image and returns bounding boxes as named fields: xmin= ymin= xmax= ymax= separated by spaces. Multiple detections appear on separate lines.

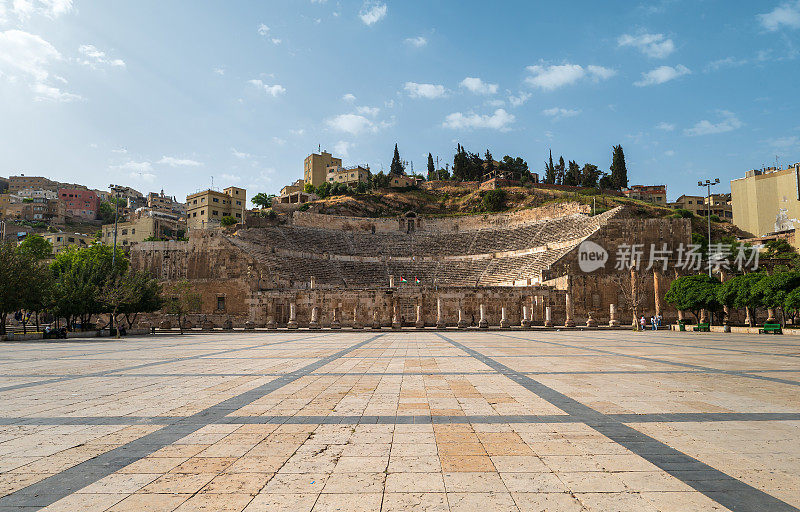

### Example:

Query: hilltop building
xmin=186 ymin=187 xmax=246 ymax=230
xmin=731 ymin=163 xmax=800 ymax=238
xmin=622 ymin=185 xmax=667 ymax=206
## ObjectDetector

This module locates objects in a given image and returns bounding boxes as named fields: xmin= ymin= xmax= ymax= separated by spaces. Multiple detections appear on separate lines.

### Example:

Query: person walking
xmin=639 ymin=316 xmax=646 ymax=331
xmin=651 ymin=315 xmax=657 ymax=331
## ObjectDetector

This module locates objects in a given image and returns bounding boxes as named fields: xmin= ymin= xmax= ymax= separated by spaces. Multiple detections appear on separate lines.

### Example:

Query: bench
xmin=693 ymin=323 xmax=710 ymax=332
xmin=759 ymin=323 xmax=783 ymax=334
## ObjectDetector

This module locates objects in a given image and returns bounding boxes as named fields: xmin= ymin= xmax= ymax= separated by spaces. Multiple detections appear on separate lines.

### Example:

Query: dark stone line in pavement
xmin=0 ymin=334 xmax=382 ymax=510
xmin=436 ymin=332 xmax=799 ymax=512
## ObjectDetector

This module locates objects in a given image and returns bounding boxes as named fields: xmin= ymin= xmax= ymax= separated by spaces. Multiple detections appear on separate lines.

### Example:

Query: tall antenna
xmin=211 ymin=176 xmax=214 ymax=190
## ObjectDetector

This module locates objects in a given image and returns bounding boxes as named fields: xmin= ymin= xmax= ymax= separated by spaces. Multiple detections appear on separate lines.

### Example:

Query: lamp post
xmin=109 ymin=185 xmax=124 ymax=336
xmin=698 ymin=178 xmax=720 ymax=277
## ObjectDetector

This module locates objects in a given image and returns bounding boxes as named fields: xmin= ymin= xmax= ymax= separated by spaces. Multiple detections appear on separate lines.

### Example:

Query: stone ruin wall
xmin=291 ymin=202 xmax=590 ymax=234
xmin=545 ymin=217 xmax=692 ymax=325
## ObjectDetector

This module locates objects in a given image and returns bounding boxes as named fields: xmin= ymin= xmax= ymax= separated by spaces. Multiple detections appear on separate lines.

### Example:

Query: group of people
xmin=639 ymin=314 xmax=663 ymax=331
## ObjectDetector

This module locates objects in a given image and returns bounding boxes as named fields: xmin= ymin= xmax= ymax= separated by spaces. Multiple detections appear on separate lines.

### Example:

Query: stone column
xmin=352 ymin=306 xmax=362 ymax=330
xmin=609 ymin=303 xmax=620 ymax=327
xmin=392 ymin=303 xmax=401 ymax=329
xmin=415 ymin=304 xmax=424 ymax=329
xmin=677 ymin=309 xmax=684 ymax=322
xmin=500 ymin=307 xmax=510 ymax=328
xmin=521 ymin=306 xmax=531 ymax=328
xmin=478 ymin=304 xmax=488 ymax=328
xmin=309 ymin=306 xmax=319 ymax=330
xmin=331 ymin=307 xmax=341 ymax=329
xmin=544 ymin=306 xmax=553 ymax=327
xmin=389 ymin=275 xmax=395 ymax=288
xmin=744 ymin=307 xmax=752 ymax=327
xmin=767 ymin=308 xmax=776 ymax=323
xmin=457 ymin=306 xmax=467 ymax=329
xmin=653 ymin=270 xmax=662 ymax=318
xmin=372 ymin=310 xmax=381 ymax=330
xmin=564 ymin=293 xmax=576 ymax=327
xmin=700 ymin=309 xmax=708 ymax=323
xmin=436 ymin=298 xmax=446 ymax=329
xmin=310 ymin=276 xmax=315 ymax=289
xmin=266 ymin=300 xmax=276 ymax=330
xmin=287 ymin=302 xmax=298 ymax=329
xmin=586 ymin=311 xmax=597 ymax=328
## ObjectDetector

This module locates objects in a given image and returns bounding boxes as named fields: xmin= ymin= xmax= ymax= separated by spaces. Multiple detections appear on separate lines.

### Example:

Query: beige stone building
xmin=43 ymin=232 xmax=97 ymax=255
xmin=731 ymin=164 xmax=800 ymax=238
xmin=388 ymin=173 xmax=415 ymax=188
xmin=326 ymin=165 xmax=370 ymax=186
xmin=303 ymin=151 xmax=342 ymax=188
xmin=102 ymin=209 xmax=186 ymax=247
xmin=622 ymin=185 xmax=667 ymax=206
xmin=147 ymin=190 xmax=186 ymax=216
xmin=280 ymin=179 xmax=305 ymax=197
xmin=669 ymin=194 xmax=732 ymax=220
xmin=186 ymin=187 xmax=246 ymax=230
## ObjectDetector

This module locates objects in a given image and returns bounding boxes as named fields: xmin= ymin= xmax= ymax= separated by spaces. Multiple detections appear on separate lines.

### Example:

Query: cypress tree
xmin=390 ymin=143 xmax=404 ymax=175
xmin=610 ymin=144 xmax=628 ymax=190
xmin=427 ymin=153 xmax=435 ymax=180
xmin=544 ymin=150 xmax=556 ymax=184
xmin=485 ymin=150 xmax=494 ymax=179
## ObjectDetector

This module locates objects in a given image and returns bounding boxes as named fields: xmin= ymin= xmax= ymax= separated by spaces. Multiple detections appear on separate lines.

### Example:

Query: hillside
xmin=289 ymin=182 xmax=747 ymax=242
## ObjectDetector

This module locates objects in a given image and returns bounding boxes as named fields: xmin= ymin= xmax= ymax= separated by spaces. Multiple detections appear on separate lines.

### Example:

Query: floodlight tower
xmin=698 ymin=178 xmax=720 ymax=277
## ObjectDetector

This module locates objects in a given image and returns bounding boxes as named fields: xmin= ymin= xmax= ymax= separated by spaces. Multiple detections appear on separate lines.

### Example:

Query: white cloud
xmin=634 ymin=64 xmax=690 ymax=86
xmin=758 ymin=1 xmax=800 ymax=31
xmin=247 ymin=79 xmax=286 ymax=97
xmin=767 ymin=135 xmax=799 ymax=148
xmin=524 ymin=63 xmax=615 ymax=90
xmin=342 ymin=93 xmax=356 ymax=102
xmin=10 ymin=0 xmax=73 ymax=20
xmin=231 ymin=148 xmax=252 ymax=159
xmin=508 ymin=91 xmax=531 ymax=107
xmin=404 ymin=36 xmax=427 ymax=47
xmin=356 ymin=105 xmax=380 ymax=116
xmin=704 ymin=56 xmax=748 ymax=72
xmin=271 ymin=38 xmax=282 ymax=45
xmin=220 ymin=173 xmax=241 ymax=183
xmin=334 ymin=140 xmax=352 ymax=157
xmin=257 ymin=23 xmax=270 ymax=36
xmin=655 ymin=122 xmax=675 ymax=131
xmin=684 ymin=110 xmax=743 ymax=136
xmin=326 ymin=113 xmax=375 ymax=135
xmin=213 ymin=67 xmax=224 ymax=75
xmin=664 ymin=150 xmax=675 ymax=156
xmin=617 ymin=33 xmax=675 ymax=58
xmin=0 ymin=29 xmax=81 ymax=102
xmin=459 ymin=77 xmax=498 ymax=95
xmin=486 ymin=99 xmax=504 ymax=107
xmin=404 ymin=81 xmax=447 ymax=99
xmin=542 ymin=107 xmax=581 ymax=119
xmin=78 ymin=44 xmax=125 ymax=69
xmin=290 ymin=128 xmax=305 ymax=136
xmin=359 ymin=1 xmax=387 ymax=25
xmin=442 ymin=108 xmax=515 ymax=131
xmin=158 ymin=156 xmax=202 ymax=167
xmin=111 ymin=161 xmax=156 ymax=182
xmin=272 ymin=136 xmax=286 ymax=145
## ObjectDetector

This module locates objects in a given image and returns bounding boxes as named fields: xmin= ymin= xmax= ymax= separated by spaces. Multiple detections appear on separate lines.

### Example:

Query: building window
xmin=236 ymin=201 xmax=241 ymax=206
xmin=212 ymin=210 xmax=218 ymax=216
xmin=131 ymin=229 xmax=135 ymax=234
xmin=235 ymin=213 xmax=241 ymax=218
xmin=213 ymin=197 xmax=219 ymax=202
xmin=200 ymin=210 xmax=204 ymax=215
xmin=216 ymin=296 xmax=226 ymax=310
xmin=193 ymin=212 xmax=197 ymax=217
xmin=121 ymin=229 xmax=128 ymax=235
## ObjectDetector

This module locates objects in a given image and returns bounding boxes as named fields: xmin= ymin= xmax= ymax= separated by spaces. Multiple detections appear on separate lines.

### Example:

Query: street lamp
xmin=109 ymin=184 xmax=124 ymax=336
xmin=698 ymin=178 xmax=720 ymax=277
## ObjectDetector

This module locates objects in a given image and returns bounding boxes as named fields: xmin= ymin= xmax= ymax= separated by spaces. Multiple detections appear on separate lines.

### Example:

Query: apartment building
xmin=622 ymin=185 xmax=667 ymax=206
xmin=326 ymin=165 xmax=370 ymax=186
xmin=731 ymin=163 xmax=800 ymax=237
xmin=304 ymin=151 xmax=342 ymax=188
xmin=102 ymin=209 xmax=186 ymax=246
xmin=148 ymin=190 xmax=186 ymax=216
xmin=185 ymin=187 xmax=246 ymax=230
xmin=42 ymin=232 xmax=96 ymax=255
xmin=669 ymin=194 xmax=732 ymax=220
xmin=59 ymin=188 xmax=100 ymax=220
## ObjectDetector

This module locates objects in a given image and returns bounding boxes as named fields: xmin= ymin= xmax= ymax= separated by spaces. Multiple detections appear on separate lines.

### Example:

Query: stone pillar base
xmin=330 ymin=320 xmax=341 ymax=329
xmin=457 ymin=318 xmax=468 ymax=329
xmin=244 ymin=321 xmax=255 ymax=330
xmin=478 ymin=319 xmax=488 ymax=329
xmin=308 ymin=321 xmax=319 ymax=330
xmin=586 ymin=318 xmax=597 ymax=328
xmin=564 ymin=320 xmax=576 ymax=328
xmin=266 ymin=319 xmax=276 ymax=330
xmin=159 ymin=320 xmax=172 ymax=330
xmin=392 ymin=321 xmax=401 ymax=330
xmin=521 ymin=319 xmax=531 ymax=329
xmin=500 ymin=319 xmax=510 ymax=328
xmin=608 ymin=320 xmax=620 ymax=327
xmin=287 ymin=321 xmax=298 ymax=330
xmin=201 ymin=320 xmax=215 ymax=331
xmin=544 ymin=321 xmax=553 ymax=327
xmin=415 ymin=320 xmax=424 ymax=329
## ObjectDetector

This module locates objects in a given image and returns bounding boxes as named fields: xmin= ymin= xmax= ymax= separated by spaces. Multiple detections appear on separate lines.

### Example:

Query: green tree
xmin=609 ymin=144 xmax=628 ymax=190
xmin=563 ymin=160 xmax=581 ymax=186
xmin=100 ymin=270 xmax=163 ymax=333
xmin=751 ymin=270 xmax=800 ymax=323
xmin=220 ymin=216 xmax=237 ymax=226
xmin=390 ymin=143 xmax=404 ymax=175
xmin=543 ymin=150 xmax=556 ymax=184
xmin=18 ymin=234 xmax=52 ymax=260
xmin=427 ymin=153 xmax=435 ymax=180
xmin=555 ymin=156 xmax=566 ymax=185
xmin=164 ymin=280 xmax=202 ymax=334
xmin=664 ymin=274 xmax=721 ymax=323
xmin=598 ymin=173 xmax=614 ymax=190
xmin=484 ymin=150 xmax=494 ymax=178
xmin=763 ymin=239 xmax=797 ymax=260
xmin=0 ymin=242 xmax=44 ymax=335
xmin=717 ymin=272 xmax=764 ymax=326
xmin=580 ymin=163 xmax=602 ymax=188
xmin=251 ymin=192 xmax=275 ymax=208
xmin=482 ymin=189 xmax=506 ymax=212
xmin=498 ymin=155 xmax=529 ymax=180
xmin=316 ymin=182 xmax=332 ymax=198
xmin=303 ymin=183 xmax=316 ymax=194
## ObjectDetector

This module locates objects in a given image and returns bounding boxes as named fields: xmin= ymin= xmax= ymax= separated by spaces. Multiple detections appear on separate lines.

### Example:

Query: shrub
xmin=709 ymin=214 xmax=721 ymax=222
xmin=482 ymin=189 xmax=507 ymax=212
xmin=298 ymin=203 xmax=310 ymax=212
xmin=220 ymin=216 xmax=237 ymax=227
xmin=671 ymin=208 xmax=694 ymax=218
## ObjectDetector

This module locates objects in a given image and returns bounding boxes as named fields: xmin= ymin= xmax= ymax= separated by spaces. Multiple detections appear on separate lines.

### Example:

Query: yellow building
xmin=326 ymin=165 xmax=370 ymax=186
xmin=304 ymin=152 xmax=342 ymax=188
xmin=670 ymin=194 xmax=732 ymax=220
xmin=102 ymin=210 xmax=187 ymax=246
xmin=42 ymin=232 xmax=97 ymax=255
xmin=185 ymin=186 xmax=246 ymax=230
xmin=388 ymin=173 xmax=415 ymax=188
xmin=280 ymin=179 xmax=305 ymax=197
xmin=731 ymin=163 xmax=800 ymax=237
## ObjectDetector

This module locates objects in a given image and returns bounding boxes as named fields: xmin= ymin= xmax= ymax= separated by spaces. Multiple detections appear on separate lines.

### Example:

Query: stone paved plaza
xmin=0 ymin=330 xmax=798 ymax=511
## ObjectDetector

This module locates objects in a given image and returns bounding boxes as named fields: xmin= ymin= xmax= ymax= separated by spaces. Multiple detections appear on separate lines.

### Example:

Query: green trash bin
xmin=678 ymin=321 xmax=686 ymax=332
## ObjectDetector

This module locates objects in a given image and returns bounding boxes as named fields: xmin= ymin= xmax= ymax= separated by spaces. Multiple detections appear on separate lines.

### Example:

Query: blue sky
xmin=0 ymin=0 xmax=799 ymax=202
